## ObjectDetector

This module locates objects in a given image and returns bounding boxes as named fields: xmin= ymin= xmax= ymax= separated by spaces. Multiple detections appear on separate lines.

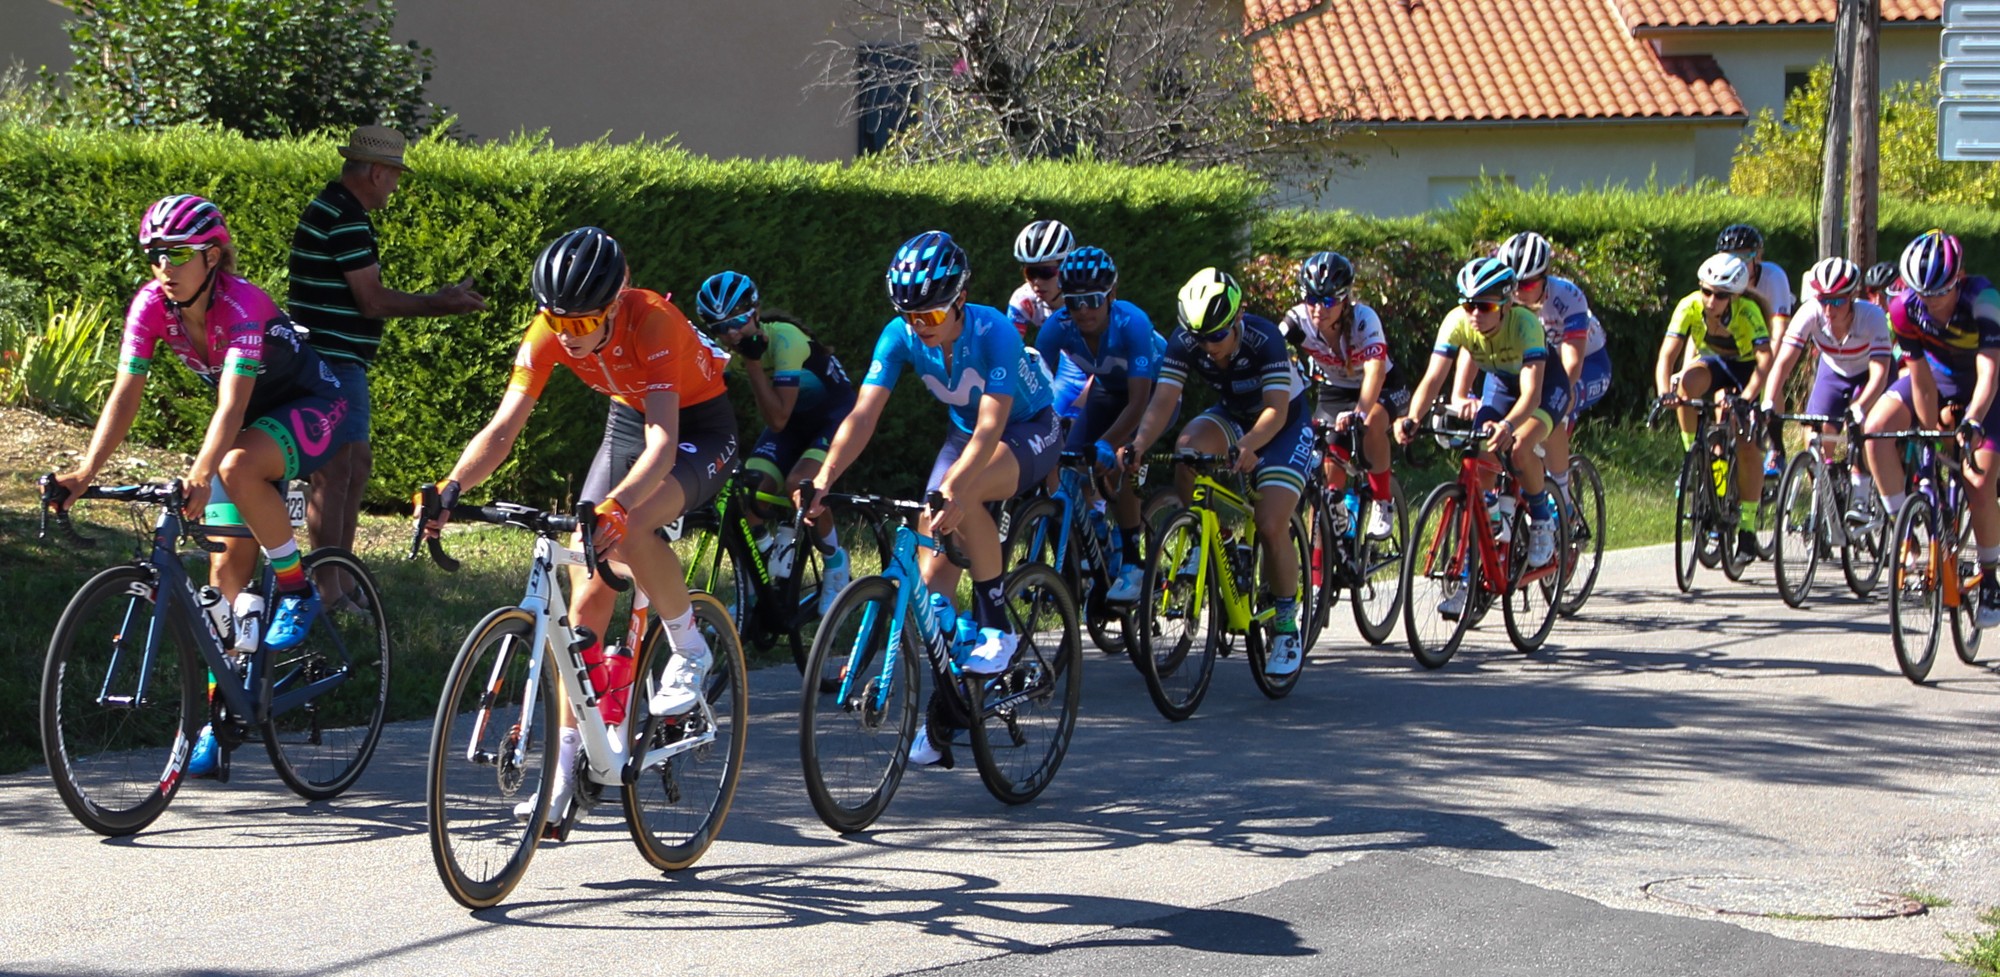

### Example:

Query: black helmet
xmin=1298 ymin=251 xmax=1354 ymax=302
xmin=1715 ymin=223 xmax=1764 ymax=254
xmin=532 ymin=227 xmax=626 ymax=315
xmin=1059 ymin=246 xmax=1117 ymax=294
xmin=1864 ymin=260 xmax=1899 ymax=293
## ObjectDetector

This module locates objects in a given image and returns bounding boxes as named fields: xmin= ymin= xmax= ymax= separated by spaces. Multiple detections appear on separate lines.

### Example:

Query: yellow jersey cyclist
xmin=53 ymin=195 xmax=356 ymax=776
xmin=1281 ymin=250 xmax=1410 ymax=540
xmin=1120 ymin=268 xmax=1314 ymax=678
xmin=1866 ymin=230 xmax=2000 ymax=625
xmin=804 ymin=230 xmax=1060 ymax=767
xmin=1396 ymin=257 xmax=1569 ymax=600
xmin=1033 ymin=245 xmax=1165 ymax=603
xmin=1759 ymin=257 xmax=1892 ymax=530
xmin=1715 ymin=224 xmax=1798 ymax=480
xmin=693 ymin=270 xmax=858 ymax=612
xmin=423 ymin=227 xmax=738 ymax=819
xmin=1656 ymin=252 xmax=1773 ymax=560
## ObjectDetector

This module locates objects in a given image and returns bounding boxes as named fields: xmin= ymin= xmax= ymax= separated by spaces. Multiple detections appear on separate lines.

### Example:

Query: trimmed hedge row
xmin=0 ymin=123 xmax=1263 ymax=504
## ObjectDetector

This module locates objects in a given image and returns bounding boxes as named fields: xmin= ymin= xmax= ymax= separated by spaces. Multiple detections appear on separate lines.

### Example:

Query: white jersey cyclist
xmin=1745 ymin=260 xmax=1796 ymax=322
xmin=1526 ymin=276 xmax=1606 ymax=357
xmin=1280 ymin=300 xmax=1396 ymax=387
xmin=1782 ymin=298 xmax=1892 ymax=378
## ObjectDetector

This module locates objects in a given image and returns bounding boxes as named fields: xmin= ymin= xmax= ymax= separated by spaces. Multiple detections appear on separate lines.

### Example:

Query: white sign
xmin=1945 ymin=0 xmax=2000 ymax=29
xmin=1943 ymin=61 xmax=2000 ymax=97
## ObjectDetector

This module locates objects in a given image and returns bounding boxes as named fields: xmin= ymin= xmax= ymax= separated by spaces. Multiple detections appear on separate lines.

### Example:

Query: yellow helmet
xmin=1177 ymin=267 xmax=1243 ymax=336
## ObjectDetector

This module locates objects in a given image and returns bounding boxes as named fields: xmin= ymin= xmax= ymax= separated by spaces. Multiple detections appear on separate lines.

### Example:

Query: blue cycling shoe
xmin=187 ymin=724 xmax=219 ymax=779
xmin=263 ymin=590 xmax=321 ymax=651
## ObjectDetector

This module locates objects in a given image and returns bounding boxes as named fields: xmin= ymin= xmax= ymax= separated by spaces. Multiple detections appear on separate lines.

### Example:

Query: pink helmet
xmin=138 ymin=194 xmax=232 ymax=248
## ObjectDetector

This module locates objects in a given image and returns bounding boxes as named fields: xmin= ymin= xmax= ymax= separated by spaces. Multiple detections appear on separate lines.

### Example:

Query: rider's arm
xmin=1906 ymin=357 xmax=1942 ymax=430
xmin=1450 ymin=348 xmax=1478 ymax=404
xmin=1968 ymin=350 xmax=2000 ymax=429
xmin=1655 ymin=334 xmax=1686 ymax=397
xmin=1355 ymin=357 xmax=1386 ymax=418
xmin=1741 ymin=341 xmax=1774 ymax=403
xmin=1762 ymin=340 xmax=1802 ymax=413
xmin=1398 ymin=351 xmax=1454 ymax=442
xmin=1856 ymin=355 xmax=1892 ymax=415
xmin=1237 ymin=386 xmax=1292 ymax=455
xmin=444 ymin=387 xmax=537 ymax=491
xmin=741 ymin=354 xmax=798 ymax=432
xmin=1561 ymin=334 xmax=1587 ymax=390
xmin=605 ymin=390 xmax=681 ymax=508
xmin=813 ymin=383 xmax=889 ymax=491
xmin=1127 ymin=380 xmax=1181 ymax=456
xmin=68 ymin=372 xmax=147 ymax=482
xmin=1501 ymin=360 xmax=1544 ymax=433
xmin=1104 ymin=375 xmax=1152 ymax=446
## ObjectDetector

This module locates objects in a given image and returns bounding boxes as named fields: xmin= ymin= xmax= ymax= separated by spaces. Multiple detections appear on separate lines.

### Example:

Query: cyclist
xmin=1033 ymin=245 xmax=1164 ymax=602
xmin=694 ymin=270 xmax=857 ymax=612
xmin=424 ymin=227 xmax=737 ymax=818
xmin=1395 ymin=257 xmax=1568 ymax=598
xmin=1279 ymin=250 xmax=1409 ymax=539
xmin=51 ymin=195 xmax=353 ymax=775
xmin=804 ymin=230 xmax=1059 ymax=767
xmin=1120 ymin=268 xmax=1313 ymax=677
xmin=1863 ymin=260 xmax=1903 ymax=307
xmin=1864 ymin=229 xmax=2000 ymax=626
xmin=1495 ymin=231 xmax=1609 ymax=516
xmin=1010 ymin=218 xmax=1088 ymax=419
xmin=1716 ymin=224 xmax=1796 ymax=481
xmin=1656 ymin=252 xmax=1773 ymax=561
xmin=1759 ymin=257 xmax=1892 ymax=528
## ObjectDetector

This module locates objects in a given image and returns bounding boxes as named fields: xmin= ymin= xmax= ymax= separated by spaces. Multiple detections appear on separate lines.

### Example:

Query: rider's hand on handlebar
xmin=1333 ymin=410 xmax=1364 ymax=433
xmin=592 ymin=498 xmax=630 ymax=555
xmin=1958 ymin=417 xmax=1986 ymax=451
xmin=414 ymin=479 xmax=460 ymax=539
xmin=796 ymin=481 xmax=828 ymax=522
xmin=1393 ymin=417 xmax=1416 ymax=446
xmin=1118 ymin=442 xmax=1142 ymax=474
xmin=48 ymin=469 xmax=91 ymax=512
xmin=1483 ymin=418 xmax=1515 ymax=453
xmin=927 ymin=490 xmax=964 ymax=537
xmin=1230 ymin=444 xmax=1258 ymax=474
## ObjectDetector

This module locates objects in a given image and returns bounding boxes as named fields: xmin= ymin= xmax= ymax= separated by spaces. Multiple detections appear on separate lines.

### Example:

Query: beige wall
xmin=1305 ymin=123 xmax=1719 ymax=217
xmin=1655 ymin=24 xmax=1941 ymax=122
xmin=1 ymin=0 xmax=71 ymax=75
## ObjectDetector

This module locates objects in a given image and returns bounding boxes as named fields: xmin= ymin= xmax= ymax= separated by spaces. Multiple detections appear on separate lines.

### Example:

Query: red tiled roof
xmin=1250 ymin=0 xmax=1748 ymax=124
xmin=1619 ymin=0 xmax=1940 ymax=28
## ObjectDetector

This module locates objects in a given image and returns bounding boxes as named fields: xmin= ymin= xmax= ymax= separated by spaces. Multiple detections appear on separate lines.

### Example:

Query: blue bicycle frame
xmin=836 ymin=520 xmax=964 ymax=715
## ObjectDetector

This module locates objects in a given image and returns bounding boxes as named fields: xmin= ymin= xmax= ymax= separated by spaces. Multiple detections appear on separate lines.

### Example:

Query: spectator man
xmin=289 ymin=125 xmax=486 ymax=572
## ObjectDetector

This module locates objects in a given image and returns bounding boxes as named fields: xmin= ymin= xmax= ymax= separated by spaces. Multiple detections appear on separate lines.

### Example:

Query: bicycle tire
xmin=793 ymin=499 xmax=895 ymax=691
xmin=1772 ymin=454 xmax=1821 ymax=609
xmin=1673 ymin=450 xmax=1704 ymax=593
xmin=968 ymin=563 xmax=1082 ymax=805
xmin=262 ymin=548 xmax=391 ymax=801
xmin=1403 ymin=483 xmax=1480 ymax=669
xmin=799 ymin=575 xmax=920 ymax=833
xmin=1555 ymin=456 xmax=1605 ymax=618
xmin=1351 ymin=477 xmax=1410 ymax=645
xmin=1134 ymin=507 xmax=1219 ymax=721
xmin=1946 ymin=495 xmax=1984 ymax=666
xmin=427 ymin=606 xmax=556 ymax=910
xmin=1839 ymin=475 xmax=1887 ymax=598
xmin=1501 ymin=493 xmax=1566 ymax=654
xmin=626 ymin=592 xmax=747 ymax=870
xmin=41 ymin=564 xmax=203 ymax=837
xmin=677 ymin=517 xmax=750 ymax=630
xmin=1248 ymin=513 xmax=1312 ymax=699
xmin=1888 ymin=496 xmax=1943 ymax=684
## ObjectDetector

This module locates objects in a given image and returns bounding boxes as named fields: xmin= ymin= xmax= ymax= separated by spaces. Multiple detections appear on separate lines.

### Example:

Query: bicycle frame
xmin=1185 ymin=473 xmax=1261 ymax=633
xmin=835 ymin=519 xmax=964 ymax=716
xmin=1906 ymin=437 xmax=1978 ymax=611
xmin=1416 ymin=438 xmax=1561 ymax=599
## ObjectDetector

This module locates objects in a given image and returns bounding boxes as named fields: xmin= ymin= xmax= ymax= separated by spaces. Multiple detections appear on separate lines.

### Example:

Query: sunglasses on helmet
xmin=144 ymin=244 xmax=212 ymax=268
xmin=1063 ymin=291 xmax=1110 ymax=311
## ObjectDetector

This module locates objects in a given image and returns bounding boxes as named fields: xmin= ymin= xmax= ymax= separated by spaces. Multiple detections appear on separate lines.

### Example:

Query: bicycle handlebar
xmin=814 ymin=489 xmax=971 ymax=569
xmin=39 ymin=474 xmax=244 ymax=552
xmin=1862 ymin=429 xmax=1987 ymax=477
xmin=409 ymin=484 xmax=628 ymax=586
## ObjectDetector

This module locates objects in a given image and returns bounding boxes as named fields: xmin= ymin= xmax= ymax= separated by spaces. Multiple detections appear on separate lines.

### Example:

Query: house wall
xmin=1 ymin=0 xmax=71 ymax=76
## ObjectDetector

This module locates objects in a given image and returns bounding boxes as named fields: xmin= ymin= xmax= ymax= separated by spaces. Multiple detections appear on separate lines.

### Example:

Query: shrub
xmin=0 ymin=296 xmax=116 ymax=422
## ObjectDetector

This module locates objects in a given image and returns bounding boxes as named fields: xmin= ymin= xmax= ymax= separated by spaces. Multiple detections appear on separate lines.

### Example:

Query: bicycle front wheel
xmin=793 ymin=498 xmax=895 ymax=685
xmin=41 ymin=564 xmax=202 ymax=837
xmin=427 ymin=607 xmax=557 ymax=910
xmin=1403 ymin=483 xmax=1479 ymax=669
xmin=1947 ymin=498 xmax=1984 ymax=666
xmin=1556 ymin=456 xmax=1604 ymax=618
xmin=799 ymin=575 xmax=919 ymax=833
xmin=263 ymin=548 xmax=391 ymax=801
xmin=1135 ymin=507 xmax=1218 ymax=721
xmin=1248 ymin=513 xmax=1312 ymax=699
xmin=1501 ymin=495 xmax=1566 ymax=654
xmin=969 ymin=563 xmax=1082 ymax=805
xmin=1352 ymin=477 xmax=1409 ymax=645
xmin=1673 ymin=450 xmax=1704 ymax=593
xmin=626 ymin=591 xmax=747 ymax=871
xmin=1772 ymin=454 xmax=1821 ymax=609
xmin=1888 ymin=496 xmax=1943 ymax=684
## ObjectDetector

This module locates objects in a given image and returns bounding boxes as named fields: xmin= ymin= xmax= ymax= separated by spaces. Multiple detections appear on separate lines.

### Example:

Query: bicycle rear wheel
xmin=1135 ymin=507 xmax=1218 ymax=721
xmin=1353 ymin=477 xmax=1409 ymax=645
xmin=1556 ymin=456 xmax=1604 ymax=618
xmin=1501 ymin=495 xmax=1566 ymax=653
xmin=626 ymin=592 xmax=747 ymax=870
xmin=676 ymin=515 xmax=749 ymax=629
xmin=41 ymin=564 xmax=203 ymax=837
xmin=1403 ymin=483 xmax=1479 ymax=669
xmin=799 ymin=575 xmax=919 ymax=833
xmin=969 ymin=563 xmax=1081 ymax=805
xmin=1946 ymin=497 xmax=1984 ymax=666
xmin=1248 ymin=513 xmax=1312 ymax=699
xmin=1840 ymin=478 xmax=1886 ymax=598
xmin=1772 ymin=454 xmax=1821 ymax=608
xmin=1888 ymin=497 xmax=1943 ymax=684
xmin=262 ymin=548 xmax=390 ymax=801
xmin=1673 ymin=451 xmax=1703 ymax=593
xmin=427 ymin=607 xmax=556 ymax=910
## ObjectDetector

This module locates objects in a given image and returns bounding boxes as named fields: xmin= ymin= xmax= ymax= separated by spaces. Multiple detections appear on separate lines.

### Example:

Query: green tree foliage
xmin=53 ymin=0 xmax=441 ymax=138
xmin=1731 ymin=63 xmax=2000 ymax=207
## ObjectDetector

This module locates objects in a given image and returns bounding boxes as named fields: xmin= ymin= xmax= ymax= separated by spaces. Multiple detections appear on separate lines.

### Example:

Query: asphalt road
xmin=1 ymin=545 xmax=1991 ymax=976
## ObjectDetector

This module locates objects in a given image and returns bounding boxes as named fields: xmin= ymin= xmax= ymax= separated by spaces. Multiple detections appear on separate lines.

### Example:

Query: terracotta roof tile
xmin=1249 ymin=0 xmax=1749 ymax=124
xmin=1620 ymin=0 xmax=1939 ymax=28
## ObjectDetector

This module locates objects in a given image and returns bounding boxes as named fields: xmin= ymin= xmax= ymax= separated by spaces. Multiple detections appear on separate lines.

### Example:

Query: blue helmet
xmin=886 ymin=230 xmax=968 ymax=312
xmin=1455 ymin=256 xmax=1516 ymax=303
xmin=696 ymin=270 xmax=758 ymax=328
xmin=1059 ymin=246 xmax=1117 ymax=294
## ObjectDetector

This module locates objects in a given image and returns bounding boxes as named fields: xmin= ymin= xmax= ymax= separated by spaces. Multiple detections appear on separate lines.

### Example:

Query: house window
xmin=1783 ymin=68 xmax=1813 ymax=103
xmin=856 ymin=43 xmax=919 ymax=155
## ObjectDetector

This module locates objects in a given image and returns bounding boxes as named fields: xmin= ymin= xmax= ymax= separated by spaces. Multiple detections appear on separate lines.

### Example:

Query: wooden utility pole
xmin=1848 ymin=0 xmax=1881 ymax=266
xmin=1819 ymin=0 xmax=1856 ymax=260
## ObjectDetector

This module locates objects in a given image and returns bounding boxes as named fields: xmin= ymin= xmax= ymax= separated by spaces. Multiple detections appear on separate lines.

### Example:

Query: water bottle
xmin=197 ymin=586 xmax=235 ymax=648
xmin=1710 ymin=455 xmax=1729 ymax=500
xmin=232 ymin=592 xmax=264 ymax=654
xmin=769 ymin=526 xmax=798 ymax=580
xmin=1489 ymin=493 xmax=1517 ymax=543
xmin=1341 ymin=488 xmax=1361 ymax=538
xmin=592 ymin=641 xmax=635 ymax=726
xmin=1230 ymin=541 xmax=1256 ymax=582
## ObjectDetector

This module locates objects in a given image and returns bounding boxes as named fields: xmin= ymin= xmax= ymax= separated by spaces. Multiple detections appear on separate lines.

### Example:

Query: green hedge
xmin=0 ymin=122 xmax=1263 ymax=504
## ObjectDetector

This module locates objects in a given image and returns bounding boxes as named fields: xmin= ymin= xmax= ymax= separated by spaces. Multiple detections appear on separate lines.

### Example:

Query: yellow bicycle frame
xmin=1186 ymin=473 xmax=1267 ymax=634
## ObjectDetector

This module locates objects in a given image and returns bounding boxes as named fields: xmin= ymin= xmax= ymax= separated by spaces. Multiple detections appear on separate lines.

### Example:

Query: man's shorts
xmin=1694 ymin=354 xmax=1759 ymax=396
xmin=1572 ymin=348 xmax=1612 ymax=415
xmin=1312 ymin=363 xmax=1413 ymax=425
xmin=925 ymin=407 xmax=1062 ymax=497
xmin=1183 ymin=400 xmax=1313 ymax=499
xmin=1804 ymin=359 xmax=1868 ymax=419
xmin=246 ymin=393 xmax=353 ymax=482
xmin=1886 ymin=367 xmax=2000 ymax=452
xmin=326 ymin=360 xmax=371 ymax=444
xmin=584 ymin=396 xmax=740 ymax=513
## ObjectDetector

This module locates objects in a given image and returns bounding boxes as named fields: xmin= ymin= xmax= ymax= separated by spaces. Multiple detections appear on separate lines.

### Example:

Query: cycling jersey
xmin=1034 ymin=300 xmax=1163 ymax=396
xmin=738 ymin=317 xmax=854 ymax=414
xmin=1889 ymin=277 xmax=2000 ymax=383
xmin=1665 ymin=291 xmax=1769 ymax=363
xmin=1432 ymin=305 xmax=1548 ymax=376
xmin=1525 ymin=277 xmax=1606 ymax=357
xmin=1012 ymin=281 xmax=1088 ymax=411
xmin=1158 ymin=313 xmax=1305 ymax=425
xmin=508 ymin=288 xmax=730 ymax=411
xmin=120 ymin=274 xmax=340 ymax=416
xmin=1745 ymin=261 xmax=1795 ymax=320
xmin=1782 ymin=299 xmax=1892 ymax=378
xmin=1280 ymin=302 xmax=1396 ymax=388
xmin=864 ymin=301 xmax=1055 ymax=433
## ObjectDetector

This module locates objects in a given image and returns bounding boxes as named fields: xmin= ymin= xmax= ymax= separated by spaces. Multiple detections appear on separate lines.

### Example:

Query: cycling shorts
xmin=1695 ymin=355 xmax=1758 ymax=396
xmin=1184 ymin=403 xmax=1313 ymax=499
xmin=583 ymin=396 xmax=740 ymax=513
xmin=1803 ymin=358 xmax=1866 ymax=419
xmin=1572 ymin=348 xmax=1612 ymax=415
xmin=246 ymin=393 xmax=352 ymax=482
xmin=1312 ymin=363 xmax=1412 ymax=422
xmin=1475 ymin=365 xmax=1570 ymax=430
xmin=925 ymin=407 xmax=1062 ymax=497
xmin=1887 ymin=369 xmax=2000 ymax=453
xmin=1061 ymin=382 xmax=1176 ymax=452
xmin=744 ymin=398 xmax=852 ymax=486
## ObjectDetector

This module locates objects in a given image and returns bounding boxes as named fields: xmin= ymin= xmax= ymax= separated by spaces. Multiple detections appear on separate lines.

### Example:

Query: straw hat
xmin=337 ymin=125 xmax=409 ymax=171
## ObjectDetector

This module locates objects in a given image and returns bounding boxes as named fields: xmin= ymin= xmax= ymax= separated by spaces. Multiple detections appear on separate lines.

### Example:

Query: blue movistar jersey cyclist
xmin=1034 ymin=299 xmax=1164 ymax=395
xmin=1158 ymin=312 xmax=1306 ymax=425
xmin=864 ymin=301 xmax=1055 ymax=432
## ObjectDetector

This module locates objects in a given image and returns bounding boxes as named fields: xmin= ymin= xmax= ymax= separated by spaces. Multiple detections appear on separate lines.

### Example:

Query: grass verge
xmin=1950 ymin=907 xmax=2000 ymax=973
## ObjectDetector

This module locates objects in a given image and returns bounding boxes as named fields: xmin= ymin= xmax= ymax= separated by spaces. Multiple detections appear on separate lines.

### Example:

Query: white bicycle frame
xmin=466 ymin=534 xmax=714 ymax=791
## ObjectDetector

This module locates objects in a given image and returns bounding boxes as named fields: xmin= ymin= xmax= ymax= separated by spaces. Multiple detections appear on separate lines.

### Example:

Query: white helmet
xmin=1697 ymin=252 xmax=1750 ymax=295
xmin=1496 ymin=231 xmax=1552 ymax=281
xmin=1014 ymin=219 xmax=1075 ymax=265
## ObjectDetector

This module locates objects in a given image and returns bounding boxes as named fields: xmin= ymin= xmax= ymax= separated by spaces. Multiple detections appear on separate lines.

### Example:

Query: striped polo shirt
xmin=287 ymin=181 xmax=383 ymax=367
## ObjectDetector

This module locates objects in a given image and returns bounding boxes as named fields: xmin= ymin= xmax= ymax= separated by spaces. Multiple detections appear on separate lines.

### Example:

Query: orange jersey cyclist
xmin=425 ymin=227 xmax=737 ymax=819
